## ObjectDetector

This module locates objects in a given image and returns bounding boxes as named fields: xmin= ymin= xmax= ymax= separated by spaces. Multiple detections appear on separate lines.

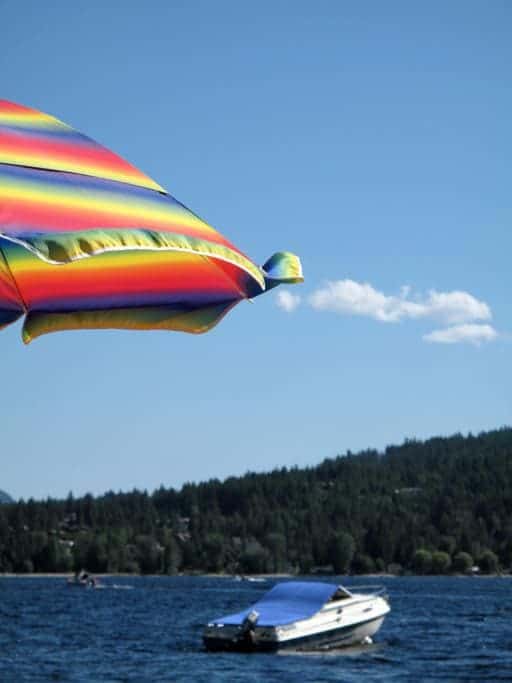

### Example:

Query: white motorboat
xmin=203 ymin=580 xmax=390 ymax=652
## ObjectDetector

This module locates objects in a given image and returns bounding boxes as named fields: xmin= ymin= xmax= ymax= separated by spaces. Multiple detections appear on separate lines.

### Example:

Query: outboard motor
xmin=239 ymin=610 xmax=259 ymax=648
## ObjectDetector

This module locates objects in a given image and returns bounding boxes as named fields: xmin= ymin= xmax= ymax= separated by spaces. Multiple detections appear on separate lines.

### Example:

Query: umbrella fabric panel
xmin=22 ymin=300 xmax=238 ymax=344
xmin=0 ymin=100 xmax=165 ymax=192
xmin=0 ymin=252 xmax=23 ymax=328
xmin=0 ymin=164 xmax=238 ymax=249
xmin=3 ymin=243 xmax=253 ymax=311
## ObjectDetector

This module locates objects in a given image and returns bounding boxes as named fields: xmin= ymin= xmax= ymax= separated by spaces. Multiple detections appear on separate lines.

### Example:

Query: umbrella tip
xmin=261 ymin=252 xmax=304 ymax=291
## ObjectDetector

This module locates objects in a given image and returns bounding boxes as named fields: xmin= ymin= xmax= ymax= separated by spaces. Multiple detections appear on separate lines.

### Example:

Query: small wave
xmin=279 ymin=641 xmax=387 ymax=658
xmin=110 ymin=584 xmax=135 ymax=590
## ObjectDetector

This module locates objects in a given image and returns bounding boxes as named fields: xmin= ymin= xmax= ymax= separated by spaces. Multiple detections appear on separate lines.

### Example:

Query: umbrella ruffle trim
xmin=0 ymin=228 xmax=266 ymax=292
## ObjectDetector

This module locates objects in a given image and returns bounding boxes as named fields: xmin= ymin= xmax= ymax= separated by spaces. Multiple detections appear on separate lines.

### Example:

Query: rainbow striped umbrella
xmin=0 ymin=100 xmax=302 ymax=344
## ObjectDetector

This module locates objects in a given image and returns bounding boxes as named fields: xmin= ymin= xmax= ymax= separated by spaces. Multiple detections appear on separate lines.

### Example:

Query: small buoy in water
xmin=362 ymin=636 xmax=373 ymax=645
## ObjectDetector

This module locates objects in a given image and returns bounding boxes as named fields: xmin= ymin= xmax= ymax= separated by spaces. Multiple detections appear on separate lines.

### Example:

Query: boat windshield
xmin=329 ymin=586 xmax=353 ymax=601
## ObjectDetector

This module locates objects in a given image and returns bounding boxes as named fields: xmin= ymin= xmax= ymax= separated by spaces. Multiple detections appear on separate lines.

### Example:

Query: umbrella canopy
xmin=0 ymin=100 xmax=302 ymax=343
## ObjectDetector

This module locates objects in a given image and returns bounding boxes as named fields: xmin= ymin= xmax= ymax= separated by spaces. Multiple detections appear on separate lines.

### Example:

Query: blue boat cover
xmin=214 ymin=581 xmax=338 ymax=627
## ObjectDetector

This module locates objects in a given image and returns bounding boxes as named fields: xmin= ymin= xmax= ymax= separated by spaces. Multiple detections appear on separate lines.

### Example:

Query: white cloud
xmin=276 ymin=290 xmax=301 ymax=313
xmin=307 ymin=279 xmax=496 ymax=345
xmin=309 ymin=280 xmax=491 ymax=325
xmin=423 ymin=324 xmax=498 ymax=346
xmin=309 ymin=280 xmax=423 ymax=322
xmin=426 ymin=291 xmax=491 ymax=325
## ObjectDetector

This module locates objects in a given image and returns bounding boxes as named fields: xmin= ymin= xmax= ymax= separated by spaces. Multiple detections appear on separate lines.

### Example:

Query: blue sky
xmin=1 ymin=1 xmax=510 ymax=500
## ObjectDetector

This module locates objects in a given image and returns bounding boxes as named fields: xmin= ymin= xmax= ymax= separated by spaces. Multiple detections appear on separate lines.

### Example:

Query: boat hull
xmin=203 ymin=614 xmax=386 ymax=653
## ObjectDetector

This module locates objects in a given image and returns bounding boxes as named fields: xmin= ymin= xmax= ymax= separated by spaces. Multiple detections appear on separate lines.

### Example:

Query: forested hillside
xmin=1 ymin=428 xmax=511 ymax=575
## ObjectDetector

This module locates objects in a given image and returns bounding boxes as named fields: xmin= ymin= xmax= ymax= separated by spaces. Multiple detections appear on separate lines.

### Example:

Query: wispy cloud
xmin=308 ymin=280 xmax=491 ymax=325
xmin=424 ymin=324 xmax=498 ymax=346
xmin=276 ymin=290 xmax=301 ymax=313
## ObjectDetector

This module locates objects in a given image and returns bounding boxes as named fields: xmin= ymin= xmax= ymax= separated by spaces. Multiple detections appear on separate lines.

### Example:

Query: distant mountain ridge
xmin=0 ymin=490 xmax=14 ymax=504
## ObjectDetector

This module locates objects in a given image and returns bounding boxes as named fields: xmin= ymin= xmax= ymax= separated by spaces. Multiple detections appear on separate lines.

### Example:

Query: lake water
xmin=1 ymin=576 xmax=511 ymax=682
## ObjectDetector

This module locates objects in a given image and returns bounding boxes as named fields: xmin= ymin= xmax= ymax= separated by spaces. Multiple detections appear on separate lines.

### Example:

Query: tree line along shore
xmin=1 ymin=428 xmax=511 ymax=576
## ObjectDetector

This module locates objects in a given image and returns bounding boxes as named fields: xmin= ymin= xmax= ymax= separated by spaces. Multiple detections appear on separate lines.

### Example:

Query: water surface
xmin=0 ymin=576 xmax=511 ymax=681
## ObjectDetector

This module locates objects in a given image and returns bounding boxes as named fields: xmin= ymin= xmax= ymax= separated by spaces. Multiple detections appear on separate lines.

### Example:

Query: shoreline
xmin=1 ymin=571 xmax=509 ymax=579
